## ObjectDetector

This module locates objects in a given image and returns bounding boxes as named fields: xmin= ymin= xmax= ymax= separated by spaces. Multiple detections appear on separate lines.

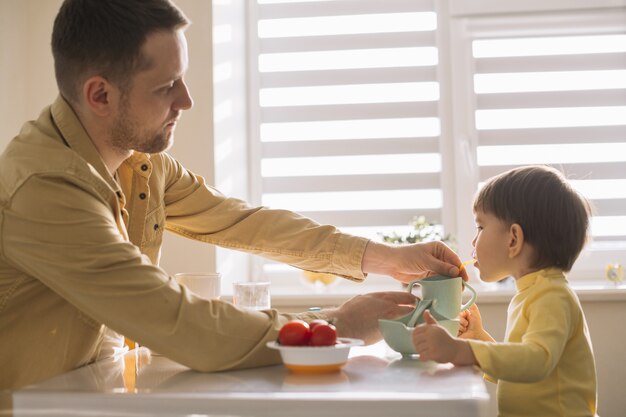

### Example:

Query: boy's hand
xmin=412 ymin=310 xmax=478 ymax=365
xmin=458 ymin=304 xmax=494 ymax=342
xmin=412 ymin=310 xmax=459 ymax=363
xmin=458 ymin=309 xmax=470 ymax=336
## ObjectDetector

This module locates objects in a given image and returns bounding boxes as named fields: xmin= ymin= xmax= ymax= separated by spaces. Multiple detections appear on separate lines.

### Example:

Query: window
xmin=245 ymin=0 xmax=626 ymax=291
xmin=449 ymin=7 xmax=626 ymax=281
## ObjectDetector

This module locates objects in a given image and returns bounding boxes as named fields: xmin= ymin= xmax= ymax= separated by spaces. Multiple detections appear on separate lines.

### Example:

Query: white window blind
xmin=246 ymin=1 xmax=626 ymax=288
xmin=456 ymin=9 xmax=626 ymax=280
xmin=248 ymin=0 xmax=444 ymax=289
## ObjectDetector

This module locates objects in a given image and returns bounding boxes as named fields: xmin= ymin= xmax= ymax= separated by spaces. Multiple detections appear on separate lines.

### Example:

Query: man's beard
xmin=110 ymin=98 xmax=172 ymax=155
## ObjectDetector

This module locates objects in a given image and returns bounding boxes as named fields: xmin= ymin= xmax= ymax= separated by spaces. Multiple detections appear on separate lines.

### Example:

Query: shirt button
xmin=139 ymin=192 xmax=146 ymax=200
xmin=153 ymin=224 xmax=159 ymax=231
xmin=141 ymin=164 xmax=149 ymax=171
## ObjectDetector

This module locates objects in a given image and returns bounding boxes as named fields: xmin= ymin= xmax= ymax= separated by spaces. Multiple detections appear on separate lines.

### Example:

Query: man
xmin=0 ymin=0 xmax=465 ymax=389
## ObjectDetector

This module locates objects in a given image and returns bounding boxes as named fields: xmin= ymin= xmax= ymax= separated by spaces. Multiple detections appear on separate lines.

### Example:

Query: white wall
xmin=0 ymin=0 xmax=61 ymax=149
xmin=167 ymin=0 xmax=252 ymax=291
xmin=158 ymin=0 xmax=218 ymax=277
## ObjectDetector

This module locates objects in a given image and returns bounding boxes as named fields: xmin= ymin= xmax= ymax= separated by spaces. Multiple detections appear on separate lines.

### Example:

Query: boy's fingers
xmin=423 ymin=309 xmax=438 ymax=325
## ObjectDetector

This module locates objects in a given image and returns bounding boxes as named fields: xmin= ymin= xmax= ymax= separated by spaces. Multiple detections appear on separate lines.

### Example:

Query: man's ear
xmin=82 ymin=76 xmax=115 ymax=117
xmin=508 ymin=223 xmax=524 ymax=258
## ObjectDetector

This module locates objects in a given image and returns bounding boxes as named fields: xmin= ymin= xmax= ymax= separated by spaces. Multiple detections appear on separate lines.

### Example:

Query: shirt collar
xmin=50 ymin=95 xmax=121 ymax=194
xmin=515 ymin=267 xmax=566 ymax=292
xmin=124 ymin=151 xmax=152 ymax=175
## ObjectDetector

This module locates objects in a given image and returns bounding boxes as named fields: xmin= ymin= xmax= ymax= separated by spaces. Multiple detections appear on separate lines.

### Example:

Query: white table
xmin=12 ymin=342 xmax=489 ymax=417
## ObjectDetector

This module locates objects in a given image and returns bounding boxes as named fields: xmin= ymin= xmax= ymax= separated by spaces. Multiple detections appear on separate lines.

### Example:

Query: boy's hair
xmin=473 ymin=165 xmax=591 ymax=272
xmin=51 ymin=0 xmax=190 ymax=104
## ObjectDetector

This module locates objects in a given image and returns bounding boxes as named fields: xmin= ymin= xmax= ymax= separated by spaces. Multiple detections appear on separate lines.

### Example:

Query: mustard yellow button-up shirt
xmin=0 ymin=96 xmax=368 ymax=389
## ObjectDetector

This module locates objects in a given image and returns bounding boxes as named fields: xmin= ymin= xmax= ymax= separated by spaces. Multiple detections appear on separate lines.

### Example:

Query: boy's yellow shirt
xmin=468 ymin=268 xmax=597 ymax=417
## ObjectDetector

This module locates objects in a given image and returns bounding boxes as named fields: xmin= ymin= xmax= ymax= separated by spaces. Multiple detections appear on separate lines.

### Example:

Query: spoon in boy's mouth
xmin=459 ymin=259 xmax=477 ymax=273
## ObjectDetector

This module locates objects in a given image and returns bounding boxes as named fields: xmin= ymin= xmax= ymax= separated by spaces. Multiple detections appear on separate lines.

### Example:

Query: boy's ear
xmin=82 ymin=76 xmax=116 ymax=117
xmin=508 ymin=223 xmax=524 ymax=258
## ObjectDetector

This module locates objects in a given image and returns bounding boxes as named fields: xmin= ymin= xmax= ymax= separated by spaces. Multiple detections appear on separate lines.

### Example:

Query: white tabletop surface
xmin=12 ymin=341 xmax=489 ymax=417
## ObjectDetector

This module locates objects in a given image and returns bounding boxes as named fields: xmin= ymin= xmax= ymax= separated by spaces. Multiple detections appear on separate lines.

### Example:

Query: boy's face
xmin=472 ymin=209 xmax=514 ymax=282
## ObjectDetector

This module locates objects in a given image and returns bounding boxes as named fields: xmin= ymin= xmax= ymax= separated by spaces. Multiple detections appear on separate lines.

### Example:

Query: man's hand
xmin=325 ymin=292 xmax=417 ymax=345
xmin=362 ymin=240 xmax=469 ymax=283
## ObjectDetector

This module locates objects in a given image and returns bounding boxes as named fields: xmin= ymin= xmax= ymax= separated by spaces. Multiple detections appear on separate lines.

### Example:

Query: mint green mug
xmin=407 ymin=275 xmax=477 ymax=320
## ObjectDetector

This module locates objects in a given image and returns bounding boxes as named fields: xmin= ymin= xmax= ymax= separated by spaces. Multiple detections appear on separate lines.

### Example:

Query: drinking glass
xmin=232 ymin=281 xmax=271 ymax=310
xmin=174 ymin=273 xmax=221 ymax=299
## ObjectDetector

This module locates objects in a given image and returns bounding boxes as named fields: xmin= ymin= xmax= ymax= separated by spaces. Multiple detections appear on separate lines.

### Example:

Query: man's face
xmin=110 ymin=29 xmax=193 ymax=154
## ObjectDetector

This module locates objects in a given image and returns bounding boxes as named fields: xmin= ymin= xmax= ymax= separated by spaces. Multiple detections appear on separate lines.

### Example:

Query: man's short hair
xmin=51 ymin=0 xmax=190 ymax=103
xmin=473 ymin=165 xmax=591 ymax=272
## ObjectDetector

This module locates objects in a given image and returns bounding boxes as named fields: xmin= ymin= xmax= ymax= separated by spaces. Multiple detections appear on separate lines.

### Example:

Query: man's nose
xmin=175 ymin=80 xmax=193 ymax=110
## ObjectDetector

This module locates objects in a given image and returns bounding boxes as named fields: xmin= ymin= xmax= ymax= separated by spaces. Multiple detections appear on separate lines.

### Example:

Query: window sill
xmin=466 ymin=281 xmax=626 ymax=303
xmin=269 ymin=281 xmax=626 ymax=310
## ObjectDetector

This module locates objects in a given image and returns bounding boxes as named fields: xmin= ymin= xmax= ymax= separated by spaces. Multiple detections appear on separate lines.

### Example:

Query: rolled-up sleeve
xmin=156 ymin=153 xmax=368 ymax=281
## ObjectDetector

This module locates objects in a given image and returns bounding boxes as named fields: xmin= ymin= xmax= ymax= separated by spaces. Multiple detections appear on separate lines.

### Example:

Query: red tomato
xmin=278 ymin=320 xmax=310 ymax=346
xmin=309 ymin=323 xmax=337 ymax=346
xmin=308 ymin=319 xmax=328 ymax=332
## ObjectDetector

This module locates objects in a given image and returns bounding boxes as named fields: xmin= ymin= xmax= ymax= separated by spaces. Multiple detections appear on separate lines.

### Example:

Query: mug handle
xmin=406 ymin=279 xmax=421 ymax=294
xmin=460 ymin=281 xmax=477 ymax=311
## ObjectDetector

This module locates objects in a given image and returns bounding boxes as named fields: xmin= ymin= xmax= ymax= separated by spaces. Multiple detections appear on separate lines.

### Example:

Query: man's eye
xmin=161 ymin=82 xmax=175 ymax=92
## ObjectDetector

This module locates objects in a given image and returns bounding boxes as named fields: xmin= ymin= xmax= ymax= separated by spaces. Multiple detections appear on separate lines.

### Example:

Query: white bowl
xmin=266 ymin=337 xmax=364 ymax=373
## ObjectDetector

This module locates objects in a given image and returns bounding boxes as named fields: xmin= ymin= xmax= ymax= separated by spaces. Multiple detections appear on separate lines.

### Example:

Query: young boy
xmin=412 ymin=165 xmax=597 ymax=417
